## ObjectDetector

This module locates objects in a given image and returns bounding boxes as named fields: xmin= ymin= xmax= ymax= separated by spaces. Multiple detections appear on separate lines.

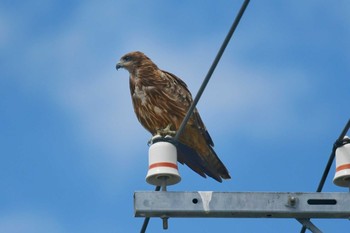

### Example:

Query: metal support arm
xmin=134 ymin=191 xmax=350 ymax=219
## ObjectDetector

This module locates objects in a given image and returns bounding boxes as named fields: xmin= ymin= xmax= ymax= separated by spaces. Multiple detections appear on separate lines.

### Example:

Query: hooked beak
xmin=116 ymin=62 xmax=123 ymax=70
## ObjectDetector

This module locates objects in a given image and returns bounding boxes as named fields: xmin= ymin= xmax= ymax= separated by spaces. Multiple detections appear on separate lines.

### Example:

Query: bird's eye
xmin=124 ymin=56 xmax=131 ymax=62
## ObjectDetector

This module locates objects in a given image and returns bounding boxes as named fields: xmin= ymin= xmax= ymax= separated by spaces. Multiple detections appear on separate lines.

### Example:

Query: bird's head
xmin=116 ymin=51 xmax=152 ymax=73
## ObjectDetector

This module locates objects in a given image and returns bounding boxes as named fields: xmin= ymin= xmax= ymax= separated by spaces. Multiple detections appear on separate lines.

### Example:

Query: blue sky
xmin=1 ymin=0 xmax=350 ymax=232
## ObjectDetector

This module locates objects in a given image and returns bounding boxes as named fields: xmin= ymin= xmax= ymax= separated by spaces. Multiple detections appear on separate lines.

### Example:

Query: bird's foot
xmin=148 ymin=125 xmax=176 ymax=145
xmin=157 ymin=124 xmax=176 ymax=137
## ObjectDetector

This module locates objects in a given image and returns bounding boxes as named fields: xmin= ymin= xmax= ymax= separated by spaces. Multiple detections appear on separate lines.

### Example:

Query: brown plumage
xmin=116 ymin=51 xmax=230 ymax=182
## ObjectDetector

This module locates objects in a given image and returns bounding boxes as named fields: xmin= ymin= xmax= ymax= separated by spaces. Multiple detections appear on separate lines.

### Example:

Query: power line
xmin=174 ymin=0 xmax=250 ymax=142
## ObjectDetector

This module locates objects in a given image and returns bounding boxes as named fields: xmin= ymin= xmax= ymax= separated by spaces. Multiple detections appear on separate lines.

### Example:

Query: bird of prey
xmin=116 ymin=51 xmax=230 ymax=182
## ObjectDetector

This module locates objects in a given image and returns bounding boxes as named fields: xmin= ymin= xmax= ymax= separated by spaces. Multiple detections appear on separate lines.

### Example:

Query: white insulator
xmin=146 ymin=140 xmax=181 ymax=186
xmin=333 ymin=136 xmax=350 ymax=187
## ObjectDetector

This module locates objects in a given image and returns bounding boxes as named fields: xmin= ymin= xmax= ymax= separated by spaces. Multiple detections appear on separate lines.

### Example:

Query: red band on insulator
xmin=336 ymin=164 xmax=350 ymax=172
xmin=149 ymin=162 xmax=178 ymax=170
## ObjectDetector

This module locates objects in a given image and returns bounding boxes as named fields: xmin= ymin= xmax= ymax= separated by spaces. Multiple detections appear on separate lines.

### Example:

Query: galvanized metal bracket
xmin=135 ymin=191 xmax=350 ymax=232
xmin=135 ymin=191 xmax=350 ymax=219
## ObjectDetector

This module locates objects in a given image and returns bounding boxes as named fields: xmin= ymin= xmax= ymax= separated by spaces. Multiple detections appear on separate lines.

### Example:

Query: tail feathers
xmin=207 ymin=145 xmax=231 ymax=180
xmin=177 ymin=142 xmax=230 ymax=182
xmin=176 ymin=142 xmax=205 ymax=177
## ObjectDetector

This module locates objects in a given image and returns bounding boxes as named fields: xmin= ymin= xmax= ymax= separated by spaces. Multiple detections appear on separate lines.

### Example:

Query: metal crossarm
xmin=135 ymin=191 xmax=350 ymax=219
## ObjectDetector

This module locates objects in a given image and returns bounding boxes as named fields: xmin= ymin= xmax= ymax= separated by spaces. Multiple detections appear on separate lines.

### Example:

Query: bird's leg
xmin=157 ymin=124 xmax=176 ymax=137
xmin=148 ymin=125 xmax=176 ymax=145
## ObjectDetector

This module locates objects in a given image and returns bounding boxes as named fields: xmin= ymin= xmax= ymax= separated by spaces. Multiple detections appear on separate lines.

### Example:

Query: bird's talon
xmin=156 ymin=124 xmax=176 ymax=137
